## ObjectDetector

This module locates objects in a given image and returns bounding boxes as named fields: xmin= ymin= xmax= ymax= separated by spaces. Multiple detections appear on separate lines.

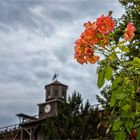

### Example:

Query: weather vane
xmin=52 ymin=73 xmax=59 ymax=81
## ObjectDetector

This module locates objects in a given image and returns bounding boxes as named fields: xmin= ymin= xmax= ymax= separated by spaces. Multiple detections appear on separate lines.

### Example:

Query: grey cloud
xmin=34 ymin=69 xmax=50 ymax=80
xmin=0 ymin=0 xmax=124 ymax=36
xmin=0 ymin=116 xmax=17 ymax=127
xmin=54 ymin=47 xmax=71 ymax=64
xmin=0 ymin=1 xmax=55 ymax=36
xmin=0 ymin=100 xmax=38 ymax=127
xmin=0 ymin=0 xmax=124 ymax=127
xmin=0 ymin=59 xmax=35 ymax=86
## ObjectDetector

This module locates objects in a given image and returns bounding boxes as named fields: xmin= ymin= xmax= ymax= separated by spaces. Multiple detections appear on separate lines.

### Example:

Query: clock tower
xmin=38 ymin=80 xmax=68 ymax=118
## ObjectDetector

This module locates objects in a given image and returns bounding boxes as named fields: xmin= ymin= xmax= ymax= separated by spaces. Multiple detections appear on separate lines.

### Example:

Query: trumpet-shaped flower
xmin=96 ymin=15 xmax=115 ymax=35
xmin=124 ymin=22 xmax=136 ymax=41
xmin=74 ymin=14 xmax=134 ymax=65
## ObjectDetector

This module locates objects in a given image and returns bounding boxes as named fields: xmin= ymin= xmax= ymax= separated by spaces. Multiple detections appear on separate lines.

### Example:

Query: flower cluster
xmin=96 ymin=15 xmax=115 ymax=35
xmin=74 ymin=15 xmax=115 ymax=64
xmin=74 ymin=14 xmax=136 ymax=65
xmin=124 ymin=22 xmax=136 ymax=41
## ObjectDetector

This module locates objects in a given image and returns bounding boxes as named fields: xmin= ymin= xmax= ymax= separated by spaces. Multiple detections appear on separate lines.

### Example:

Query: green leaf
xmin=122 ymin=104 xmax=131 ymax=112
xmin=113 ymin=118 xmax=121 ymax=131
xmin=134 ymin=118 xmax=140 ymax=128
xmin=118 ymin=40 xmax=125 ymax=45
xmin=123 ymin=61 xmax=130 ymax=67
xmin=136 ymin=102 xmax=140 ymax=112
xmin=126 ymin=65 xmax=134 ymax=71
xmin=105 ymin=65 xmax=113 ymax=80
xmin=108 ymin=53 xmax=116 ymax=60
xmin=136 ymin=119 xmax=140 ymax=123
xmin=110 ymin=97 xmax=116 ymax=107
xmin=114 ymin=131 xmax=126 ymax=140
xmin=97 ymin=70 xmax=105 ymax=88
xmin=130 ymin=57 xmax=140 ymax=68
xmin=112 ymin=76 xmax=122 ymax=89
xmin=110 ymin=87 xmax=124 ymax=107
xmin=136 ymin=127 xmax=140 ymax=140
xmin=125 ymin=120 xmax=134 ymax=133
xmin=115 ymin=93 xmax=126 ymax=100
xmin=119 ymin=45 xmax=129 ymax=52
xmin=133 ymin=57 xmax=140 ymax=64
xmin=115 ymin=51 xmax=121 ymax=54
xmin=135 ymin=112 xmax=140 ymax=118
xmin=134 ymin=70 xmax=140 ymax=75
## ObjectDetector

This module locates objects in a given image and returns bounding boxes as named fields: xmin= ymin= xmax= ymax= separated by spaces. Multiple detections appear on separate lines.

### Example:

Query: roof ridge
xmin=45 ymin=80 xmax=68 ymax=88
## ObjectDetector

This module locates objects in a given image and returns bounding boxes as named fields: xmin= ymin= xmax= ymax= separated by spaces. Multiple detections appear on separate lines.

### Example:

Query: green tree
xmin=115 ymin=0 xmax=140 ymax=58
xmin=41 ymin=91 xmax=99 ymax=139
xmin=96 ymin=2 xmax=140 ymax=139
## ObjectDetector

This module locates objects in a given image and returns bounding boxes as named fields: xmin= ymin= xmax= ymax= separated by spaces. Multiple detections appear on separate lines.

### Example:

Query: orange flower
xmin=84 ymin=21 xmax=97 ymax=30
xmin=74 ymin=14 xmax=116 ymax=64
xmin=74 ymin=45 xmax=86 ymax=64
xmin=86 ymin=55 xmax=100 ymax=64
xmin=96 ymin=15 xmax=115 ymax=35
xmin=124 ymin=22 xmax=136 ymax=41
xmin=82 ymin=21 xmax=101 ymax=46
xmin=81 ymin=29 xmax=101 ymax=46
xmin=74 ymin=41 xmax=100 ymax=64
xmin=85 ymin=47 xmax=93 ymax=56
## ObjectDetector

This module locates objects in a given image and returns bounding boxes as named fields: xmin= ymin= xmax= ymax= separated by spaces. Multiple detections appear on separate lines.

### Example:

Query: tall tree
xmin=41 ymin=91 xmax=100 ymax=139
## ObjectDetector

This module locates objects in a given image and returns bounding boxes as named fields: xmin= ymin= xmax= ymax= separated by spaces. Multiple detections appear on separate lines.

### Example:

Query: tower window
xmin=62 ymin=91 xmax=65 ymax=98
xmin=55 ymin=90 xmax=58 ymax=97
xmin=48 ymin=91 xmax=50 ymax=98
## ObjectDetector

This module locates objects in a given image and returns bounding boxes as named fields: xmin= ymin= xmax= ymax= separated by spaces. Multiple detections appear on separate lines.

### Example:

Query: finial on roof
xmin=108 ymin=11 xmax=113 ymax=16
xmin=52 ymin=73 xmax=59 ymax=81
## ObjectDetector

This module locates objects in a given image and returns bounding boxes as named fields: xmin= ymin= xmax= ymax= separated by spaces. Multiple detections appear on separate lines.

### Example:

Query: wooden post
xmin=20 ymin=128 xmax=23 ymax=140
xmin=29 ymin=128 xmax=32 ymax=140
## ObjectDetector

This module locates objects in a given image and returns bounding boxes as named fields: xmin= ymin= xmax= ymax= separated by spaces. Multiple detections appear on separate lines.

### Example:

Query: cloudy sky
xmin=0 ymin=0 xmax=125 ymax=127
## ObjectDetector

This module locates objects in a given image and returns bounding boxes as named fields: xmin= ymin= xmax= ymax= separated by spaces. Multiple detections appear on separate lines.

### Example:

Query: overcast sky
xmin=0 ymin=0 xmax=125 ymax=127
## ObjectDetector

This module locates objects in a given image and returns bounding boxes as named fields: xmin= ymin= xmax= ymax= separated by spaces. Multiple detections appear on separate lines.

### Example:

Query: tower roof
xmin=45 ymin=80 xmax=68 ymax=89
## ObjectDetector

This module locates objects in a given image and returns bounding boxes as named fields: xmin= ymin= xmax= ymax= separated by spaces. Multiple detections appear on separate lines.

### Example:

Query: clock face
xmin=44 ymin=104 xmax=51 ymax=113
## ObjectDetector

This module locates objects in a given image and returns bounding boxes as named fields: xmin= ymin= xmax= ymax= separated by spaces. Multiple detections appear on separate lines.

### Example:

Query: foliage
xmin=74 ymin=11 xmax=140 ymax=140
xmin=116 ymin=0 xmax=140 ymax=59
xmin=41 ymin=91 xmax=99 ymax=139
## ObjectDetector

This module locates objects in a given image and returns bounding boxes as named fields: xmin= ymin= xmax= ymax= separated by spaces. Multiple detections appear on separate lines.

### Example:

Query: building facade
xmin=0 ymin=80 xmax=68 ymax=140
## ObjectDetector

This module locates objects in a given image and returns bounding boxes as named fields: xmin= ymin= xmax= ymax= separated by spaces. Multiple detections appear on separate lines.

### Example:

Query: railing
xmin=91 ymin=103 xmax=105 ymax=111
xmin=0 ymin=123 xmax=19 ymax=134
xmin=19 ymin=114 xmax=39 ymax=124
xmin=0 ymin=115 xmax=39 ymax=134
xmin=32 ymin=114 xmax=39 ymax=119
